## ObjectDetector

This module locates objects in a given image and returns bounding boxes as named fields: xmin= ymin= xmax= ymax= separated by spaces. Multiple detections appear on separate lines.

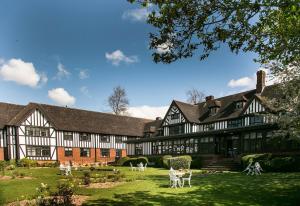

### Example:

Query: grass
xmin=0 ymin=167 xmax=300 ymax=206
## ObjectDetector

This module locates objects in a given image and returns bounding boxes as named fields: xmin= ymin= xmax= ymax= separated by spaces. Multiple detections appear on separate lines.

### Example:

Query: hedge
xmin=241 ymin=153 xmax=300 ymax=172
xmin=190 ymin=155 xmax=203 ymax=169
xmin=169 ymin=155 xmax=192 ymax=170
xmin=117 ymin=156 xmax=149 ymax=166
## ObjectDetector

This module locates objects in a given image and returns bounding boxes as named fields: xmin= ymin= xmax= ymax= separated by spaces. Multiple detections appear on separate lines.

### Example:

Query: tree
xmin=129 ymin=0 xmax=300 ymax=139
xmin=266 ymin=61 xmax=300 ymax=140
xmin=129 ymin=0 xmax=300 ymax=65
xmin=186 ymin=88 xmax=205 ymax=104
xmin=108 ymin=86 xmax=129 ymax=115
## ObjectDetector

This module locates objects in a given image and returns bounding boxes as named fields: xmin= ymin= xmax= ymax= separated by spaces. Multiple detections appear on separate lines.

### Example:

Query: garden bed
xmin=81 ymin=181 xmax=125 ymax=189
xmin=7 ymin=195 xmax=89 ymax=206
xmin=0 ymin=176 xmax=34 ymax=180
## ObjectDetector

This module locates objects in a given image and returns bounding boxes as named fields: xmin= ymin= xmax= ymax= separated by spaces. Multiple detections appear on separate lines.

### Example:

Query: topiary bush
xmin=118 ymin=156 xmax=149 ymax=166
xmin=169 ymin=155 xmax=192 ymax=170
xmin=162 ymin=155 xmax=172 ymax=168
xmin=147 ymin=156 xmax=163 ymax=167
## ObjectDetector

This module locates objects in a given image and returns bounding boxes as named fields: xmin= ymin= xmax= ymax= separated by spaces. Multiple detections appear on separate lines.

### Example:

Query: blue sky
xmin=0 ymin=0 xmax=262 ymax=119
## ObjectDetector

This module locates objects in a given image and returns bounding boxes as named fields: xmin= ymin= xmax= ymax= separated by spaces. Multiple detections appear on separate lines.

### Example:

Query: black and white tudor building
xmin=0 ymin=70 xmax=299 ymax=163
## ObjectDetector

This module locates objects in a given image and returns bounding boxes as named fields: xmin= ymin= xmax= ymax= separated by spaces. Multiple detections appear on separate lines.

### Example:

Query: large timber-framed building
xmin=0 ymin=70 xmax=299 ymax=163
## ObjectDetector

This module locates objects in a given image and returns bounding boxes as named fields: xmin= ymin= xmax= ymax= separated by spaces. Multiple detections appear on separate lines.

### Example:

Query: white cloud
xmin=105 ymin=50 xmax=138 ymax=66
xmin=48 ymin=88 xmax=75 ymax=106
xmin=227 ymin=68 xmax=275 ymax=91
xmin=54 ymin=63 xmax=70 ymax=80
xmin=228 ymin=76 xmax=255 ymax=89
xmin=122 ymin=7 xmax=150 ymax=22
xmin=0 ymin=58 xmax=47 ymax=87
xmin=127 ymin=105 xmax=168 ymax=119
xmin=79 ymin=69 xmax=89 ymax=79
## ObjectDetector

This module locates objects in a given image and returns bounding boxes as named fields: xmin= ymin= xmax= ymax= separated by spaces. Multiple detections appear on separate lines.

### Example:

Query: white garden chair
xmin=243 ymin=161 xmax=254 ymax=175
xmin=59 ymin=164 xmax=66 ymax=175
xmin=144 ymin=163 xmax=147 ymax=171
xmin=169 ymin=171 xmax=181 ymax=188
xmin=254 ymin=162 xmax=263 ymax=175
xmin=65 ymin=165 xmax=72 ymax=176
xmin=181 ymin=170 xmax=192 ymax=187
xmin=130 ymin=162 xmax=137 ymax=171
xmin=137 ymin=162 xmax=144 ymax=171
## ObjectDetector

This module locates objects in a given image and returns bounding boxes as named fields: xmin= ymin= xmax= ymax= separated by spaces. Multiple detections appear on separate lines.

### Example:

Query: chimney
xmin=205 ymin=95 xmax=214 ymax=102
xmin=256 ymin=70 xmax=266 ymax=93
xmin=156 ymin=117 xmax=162 ymax=120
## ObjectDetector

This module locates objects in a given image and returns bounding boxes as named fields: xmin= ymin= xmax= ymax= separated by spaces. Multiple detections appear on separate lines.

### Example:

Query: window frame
xmin=64 ymin=147 xmax=73 ymax=157
xmin=79 ymin=133 xmax=91 ymax=142
xmin=115 ymin=136 xmax=123 ymax=143
xmin=26 ymin=146 xmax=51 ymax=157
xmin=63 ymin=131 xmax=73 ymax=141
xmin=100 ymin=135 xmax=110 ymax=143
xmin=101 ymin=148 xmax=110 ymax=157
xmin=25 ymin=127 xmax=50 ymax=137
xmin=80 ymin=148 xmax=90 ymax=157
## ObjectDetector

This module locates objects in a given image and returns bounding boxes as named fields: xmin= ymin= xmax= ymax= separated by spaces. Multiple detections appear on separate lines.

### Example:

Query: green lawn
xmin=0 ymin=167 xmax=300 ymax=206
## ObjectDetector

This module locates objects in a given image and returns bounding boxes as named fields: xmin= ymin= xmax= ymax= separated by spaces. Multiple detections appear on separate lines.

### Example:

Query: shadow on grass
xmin=83 ymin=173 xmax=300 ymax=206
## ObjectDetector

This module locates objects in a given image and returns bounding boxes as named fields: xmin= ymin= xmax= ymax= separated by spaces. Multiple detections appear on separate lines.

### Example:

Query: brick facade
xmin=57 ymin=147 xmax=126 ymax=164
xmin=0 ymin=147 xmax=4 ymax=160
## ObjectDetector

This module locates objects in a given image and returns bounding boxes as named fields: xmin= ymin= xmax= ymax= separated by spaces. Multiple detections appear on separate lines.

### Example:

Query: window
xmin=25 ymin=127 xmax=49 ymax=137
xmin=135 ymin=144 xmax=143 ymax=155
xmin=199 ymin=137 xmax=215 ymax=154
xmin=116 ymin=149 xmax=122 ymax=158
xmin=115 ymin=136 xmax=123 ymax=143
xmin=100 ymin=136 xmax=110 ymax=142
xmin=79 ymin=133 xmax=91 ymax=141
xmin=170 ymin=113 xmax=179 ymax=120
xmin=101 ymin=148 xmax=110 ymax=157
xmin=209 ymin=107 xmax=219 ymax=115
xmin=64 ymin=147 xmax=73 ymax=157
xmin=236 ymin=101 xmax=244 ymax=109
xmin=26 ymin=146 xmax=50 ymax=157
xmin=249 ymin=116 xmax=264 ymax=125
xmin=169 ymin=124 xmax=184 ymax=135
xmin=63 ymin=132 xmax=73 ymax=141
xmin=227 ymin=119 xmax=243 ymax=128
xmin=243 ymin=132 xmax=263 ymax=153
xmin=80 ymin=148 xmax=90 ymax=157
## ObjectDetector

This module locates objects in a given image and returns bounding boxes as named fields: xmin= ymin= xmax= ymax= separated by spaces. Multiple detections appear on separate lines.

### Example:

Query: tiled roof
xmin=1 ymin=102 xmax=152 ymax=137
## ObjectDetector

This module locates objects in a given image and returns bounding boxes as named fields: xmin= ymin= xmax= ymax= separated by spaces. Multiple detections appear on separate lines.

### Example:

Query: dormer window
xmin=236 ymin=101 xmax=244 ymax=109
xmin=209 ymin=107 xmax=219 ymax=115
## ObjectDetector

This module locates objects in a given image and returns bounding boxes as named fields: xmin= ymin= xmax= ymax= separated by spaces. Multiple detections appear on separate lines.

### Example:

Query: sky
xmin=0 ymin=0 xmax=266 ymax=119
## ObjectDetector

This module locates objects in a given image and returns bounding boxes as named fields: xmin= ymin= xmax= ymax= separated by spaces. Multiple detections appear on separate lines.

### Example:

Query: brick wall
xmin=56 ymin=147 xmax=127 ymax=164
xmin=0 ymin=147 xmax=4 ymax=160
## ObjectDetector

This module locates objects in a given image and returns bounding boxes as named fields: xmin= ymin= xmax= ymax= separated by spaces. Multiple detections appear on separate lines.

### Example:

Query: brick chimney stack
xmin=205 ymin=95 xmax=214 ymax=102
xmin=256 ymin=70 xmax=266 ymax=93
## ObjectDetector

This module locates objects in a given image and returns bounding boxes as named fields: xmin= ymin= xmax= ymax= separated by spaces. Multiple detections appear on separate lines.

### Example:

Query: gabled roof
xmin=173 ymin=100 xmax=200 ymax=123
xmin=1 ymin=102 xmax=152 ymax=137
xmin=168 ymin=85 xmax=277 ymax=124
xmin=0 ymin=102 xmax=25 ymax=129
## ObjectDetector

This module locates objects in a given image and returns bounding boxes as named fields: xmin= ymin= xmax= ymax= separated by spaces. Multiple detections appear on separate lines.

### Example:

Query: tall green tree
xmin=130 ymin=0 xmax=300 ymax=139
xmin=130 ymin=0 xmax=300 ymax=65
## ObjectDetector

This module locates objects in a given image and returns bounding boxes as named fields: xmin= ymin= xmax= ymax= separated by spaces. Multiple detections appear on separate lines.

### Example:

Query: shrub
xmin=118 ymin=156 xmax=149 ymax=166
xmin=241 ymin=153 xmax=300 ymax=172
xmin=147 ymin=156 xmax=163 ymax=167
xmin=116 ymin=157 xmax=130 ymax=166
xmin=18 ymin=158 xmax=38 ymax=168
xmin=190 ymin=155 xmax=203 ymax=169
xmin=162 ymin=155 xmax=172 ymax=168
xmin=83 ymin=171 xmax=91 ymax=185
xmin=50 ymin=181 xmax=75 ymax=205
xmin=0 ymin=160 xmax=7 ymax=176
xmin=6 ymin=164 xmax=16 ymax=170
xmin=169 ymin=155 xmax=192 ymax=170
